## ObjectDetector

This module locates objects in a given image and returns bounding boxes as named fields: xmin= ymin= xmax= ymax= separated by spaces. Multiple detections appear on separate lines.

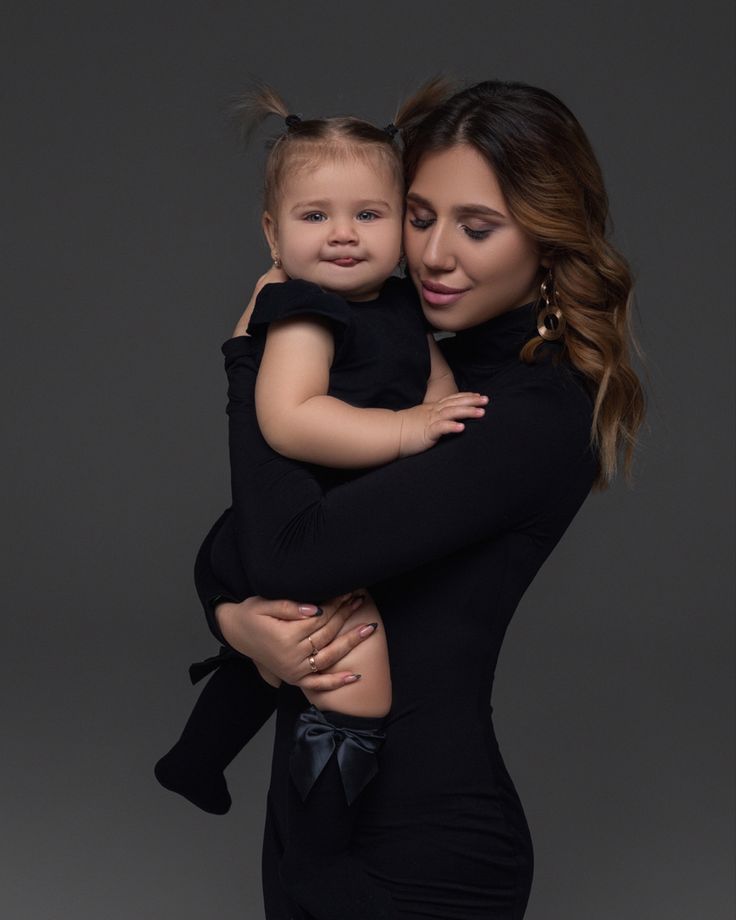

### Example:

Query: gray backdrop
xmin=3 ymin=1 xmax=733 ymax=918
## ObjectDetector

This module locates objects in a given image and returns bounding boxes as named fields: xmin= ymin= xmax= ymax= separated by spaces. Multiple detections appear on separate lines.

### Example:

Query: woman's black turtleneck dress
xmin=195 ymin=288 xmax=598 ymax=920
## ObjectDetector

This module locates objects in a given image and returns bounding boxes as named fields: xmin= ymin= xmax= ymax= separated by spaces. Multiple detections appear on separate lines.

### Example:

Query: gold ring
xmin=308 ymin=655 xmax=319 ymax=673
xmin=308 ymin=637 xmax=319 ymax=656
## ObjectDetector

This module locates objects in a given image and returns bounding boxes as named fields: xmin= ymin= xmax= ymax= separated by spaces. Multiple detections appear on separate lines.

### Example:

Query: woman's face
xmin=403 ymin=144 xmax=543 ymax=331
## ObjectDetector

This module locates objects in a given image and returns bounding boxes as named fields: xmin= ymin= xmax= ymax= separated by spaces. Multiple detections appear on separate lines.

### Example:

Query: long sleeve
xmin=224 ymin=336 xmax=598 ymax=602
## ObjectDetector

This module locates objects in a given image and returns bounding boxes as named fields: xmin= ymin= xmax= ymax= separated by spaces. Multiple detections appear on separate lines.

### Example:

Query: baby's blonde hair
xmin=232 ymin=80 xmax=451 ymax=214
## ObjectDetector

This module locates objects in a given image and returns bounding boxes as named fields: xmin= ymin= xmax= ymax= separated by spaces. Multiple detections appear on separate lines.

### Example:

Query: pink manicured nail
xmin=343 ymin=674 xmax=362 ymax=684
xmin=298 ymin=604 xmax=322 ymax=617
xmin=359 ymin=623 xmax=378 ymax=637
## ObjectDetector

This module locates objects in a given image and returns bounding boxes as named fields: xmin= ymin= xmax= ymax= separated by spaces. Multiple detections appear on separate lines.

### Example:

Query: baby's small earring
xmin=272 ymin=252 xmax=282 ymax=269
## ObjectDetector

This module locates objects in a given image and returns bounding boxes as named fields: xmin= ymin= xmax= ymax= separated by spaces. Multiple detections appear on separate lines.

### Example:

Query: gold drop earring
xmin=272 ymin=252 xmax=282 ymax=269
xmin=537 ymin=272 xmax=566 ymax=341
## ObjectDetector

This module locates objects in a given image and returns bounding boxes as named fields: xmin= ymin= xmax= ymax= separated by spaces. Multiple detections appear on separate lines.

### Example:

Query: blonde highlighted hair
xmin=400 ymin=79 xmax=645 ymax=488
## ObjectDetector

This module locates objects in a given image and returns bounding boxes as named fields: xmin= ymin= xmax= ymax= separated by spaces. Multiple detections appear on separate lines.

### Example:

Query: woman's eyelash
xmin=409 ymin=216 xmax=493 ymax=241
xmin=463 ymin=227 xmax=492 ymax=240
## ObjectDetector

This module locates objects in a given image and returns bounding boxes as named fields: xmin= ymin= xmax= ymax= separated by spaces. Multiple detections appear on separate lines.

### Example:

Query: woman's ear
xmin=262 ymin=212 xmax=278 ymax=254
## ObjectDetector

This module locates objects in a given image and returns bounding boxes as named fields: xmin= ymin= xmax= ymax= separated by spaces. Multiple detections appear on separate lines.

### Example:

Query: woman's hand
xmin=232 ymin=265 xmax=289 ymax=337
xmin=215 ymin=592 xmax=375 ymax=692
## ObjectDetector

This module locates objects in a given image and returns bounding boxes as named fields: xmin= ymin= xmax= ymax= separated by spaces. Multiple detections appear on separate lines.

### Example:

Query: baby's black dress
xmin=157 ymin=274 xmax=430 ymax=814
xmin=195 ymin=280 xmax=599 ymax=919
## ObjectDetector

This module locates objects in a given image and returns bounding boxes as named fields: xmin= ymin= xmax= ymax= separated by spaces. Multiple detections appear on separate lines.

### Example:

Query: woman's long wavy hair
xmin=400 ymin=80 xmax=645 ymax=489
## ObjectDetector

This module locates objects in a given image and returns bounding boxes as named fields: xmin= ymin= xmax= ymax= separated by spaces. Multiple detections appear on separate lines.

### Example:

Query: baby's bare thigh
xmin=306 ymin=592 xmax=392 ymax=717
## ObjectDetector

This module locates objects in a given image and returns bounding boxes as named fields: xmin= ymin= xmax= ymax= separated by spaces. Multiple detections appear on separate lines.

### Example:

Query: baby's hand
xmin=232 ymin=265 xmax=289 ymax=337
xmin=397 ymin=392 xmax=489 ymax=458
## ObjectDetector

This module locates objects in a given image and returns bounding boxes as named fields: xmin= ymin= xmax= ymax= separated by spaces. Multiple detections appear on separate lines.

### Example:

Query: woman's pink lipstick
xmin=421 ymin=280 xmax=470 ymax=306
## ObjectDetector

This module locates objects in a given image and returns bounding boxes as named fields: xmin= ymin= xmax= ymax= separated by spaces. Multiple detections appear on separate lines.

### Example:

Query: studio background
xmin=3 ymin=2 xmax=733 ymax=918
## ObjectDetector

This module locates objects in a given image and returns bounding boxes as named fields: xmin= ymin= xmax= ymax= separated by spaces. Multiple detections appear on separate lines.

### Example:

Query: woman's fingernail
xmin=298 ymin=605 xmax=323 ymax=617
xmin=359 ymin=623 xmax=378 ymax=637
xmin=344 ymin=674 xmax=362 ymax=684
xmin=350 ymin=594 xmax=366 ymax=610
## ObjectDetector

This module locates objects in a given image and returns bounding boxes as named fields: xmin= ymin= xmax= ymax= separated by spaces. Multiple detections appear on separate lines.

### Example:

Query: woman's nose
xmin=421 ymin=223 xmax=455 ymax=272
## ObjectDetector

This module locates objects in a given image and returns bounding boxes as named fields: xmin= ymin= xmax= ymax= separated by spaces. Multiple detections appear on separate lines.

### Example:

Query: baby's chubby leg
xmin=302 ymin=592 xmax=391 ymax=717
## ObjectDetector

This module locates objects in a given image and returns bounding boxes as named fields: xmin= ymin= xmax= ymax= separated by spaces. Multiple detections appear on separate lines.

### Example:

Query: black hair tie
xmin=383 ymin=122 xmax=399 ymax=138
xmin=285 ymin=114 xmax=302 ymax=129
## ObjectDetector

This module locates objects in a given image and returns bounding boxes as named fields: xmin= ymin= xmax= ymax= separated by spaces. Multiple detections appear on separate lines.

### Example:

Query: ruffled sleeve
xmin=246 ymin=280 xmax=354 ymax=355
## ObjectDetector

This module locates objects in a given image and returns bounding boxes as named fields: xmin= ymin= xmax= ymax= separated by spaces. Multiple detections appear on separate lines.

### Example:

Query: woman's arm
xmin=256 ymin=317 xmax=486 ymax=467
xmin=194 ymin=508 xmax=378 ymax=692
xmin=226 ymin=339 xmax=598 ymax=601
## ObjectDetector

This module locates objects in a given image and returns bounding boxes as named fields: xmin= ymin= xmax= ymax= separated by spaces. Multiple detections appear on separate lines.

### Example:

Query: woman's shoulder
xmin=484 ymin=353 xmax=595 ymax=450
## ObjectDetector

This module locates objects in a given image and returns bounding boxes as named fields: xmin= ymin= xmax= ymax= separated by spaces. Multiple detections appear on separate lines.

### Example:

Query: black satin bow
xmin=289 ymin=706 xmax=385 ymax=806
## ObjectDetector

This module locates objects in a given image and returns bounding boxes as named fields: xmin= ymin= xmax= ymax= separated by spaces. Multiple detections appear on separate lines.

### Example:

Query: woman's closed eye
xmin=408 ymin=214 xmax=495 ymax=241
xmin=461 ymin=224 xmax=494 ymax=241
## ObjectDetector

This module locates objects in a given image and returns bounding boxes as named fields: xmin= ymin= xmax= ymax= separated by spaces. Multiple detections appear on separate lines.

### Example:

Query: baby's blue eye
xmin=304 ymin=212 xmax=327 ymax=222
xmin=357 ymin=211 xmax=378 ymax=221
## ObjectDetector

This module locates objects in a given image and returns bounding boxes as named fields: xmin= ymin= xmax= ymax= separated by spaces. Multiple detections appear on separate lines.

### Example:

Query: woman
xmin=194 ymin=80 xmax=644 ymax=919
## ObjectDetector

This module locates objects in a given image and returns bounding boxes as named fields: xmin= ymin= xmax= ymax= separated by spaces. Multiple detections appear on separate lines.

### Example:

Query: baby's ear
xmin=261 ymin=211 xmax=278 ymax=249
xmin=262 ymin=211 xmax=278 ymax=249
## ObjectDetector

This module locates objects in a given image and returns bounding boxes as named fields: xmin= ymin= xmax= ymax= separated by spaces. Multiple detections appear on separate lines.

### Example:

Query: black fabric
xmin=247 ymin=279 xmax=354 ymax=355
xmin=157 ymin=277 xmax=433 ymax=819
xmin=154 ymin=657 xmax=279 ymax=814
xmin=193 ymin=507 xmax=249 ymax=649
xmin=196 ymin=295 xmax=598 ymax=917
xmin=288 ymin=705 xmax=386 ymax=805
xmin=280 ymin=714 xmax=398 ymax=920
xmin=242 ymin=275 xmax=430 ymax=414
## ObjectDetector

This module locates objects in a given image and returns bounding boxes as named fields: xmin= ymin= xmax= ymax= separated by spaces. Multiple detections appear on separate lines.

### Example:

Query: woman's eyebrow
xmin=457 ymin=204 xmax=506 ymax=219
xmin=406 ymin=192 xmax=433 ymax=209
xmin=407 ymin=192 xmax=505 ymax=220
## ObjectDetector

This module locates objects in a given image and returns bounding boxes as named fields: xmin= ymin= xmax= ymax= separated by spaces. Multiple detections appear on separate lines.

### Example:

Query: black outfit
xmin=157 ymin=276 xmax=431 ymax=917
xmin=193 ymin=279 xmax=598 ymax=919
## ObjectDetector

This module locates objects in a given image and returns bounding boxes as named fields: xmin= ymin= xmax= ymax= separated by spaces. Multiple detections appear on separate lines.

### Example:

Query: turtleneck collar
xmin=446 ymin=300 xmax=542 ymax=369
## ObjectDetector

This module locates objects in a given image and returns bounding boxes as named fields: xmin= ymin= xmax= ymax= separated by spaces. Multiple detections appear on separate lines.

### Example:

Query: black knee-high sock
xmin=279 ymin=709 xmax=397 ymax=920
xmin=154 ymin=658 xmax=278 ymax=814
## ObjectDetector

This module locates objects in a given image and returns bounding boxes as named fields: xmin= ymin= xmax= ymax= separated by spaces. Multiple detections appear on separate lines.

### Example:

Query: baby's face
xmin=264 ymin=156 xmax=403 ymax=301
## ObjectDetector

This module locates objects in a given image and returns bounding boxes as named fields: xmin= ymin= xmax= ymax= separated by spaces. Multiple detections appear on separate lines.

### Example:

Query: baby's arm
xmin=256 ymin=318 xmax=487 ymax=467
xmin=424 ymin=334 xmax=459 ymax=402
